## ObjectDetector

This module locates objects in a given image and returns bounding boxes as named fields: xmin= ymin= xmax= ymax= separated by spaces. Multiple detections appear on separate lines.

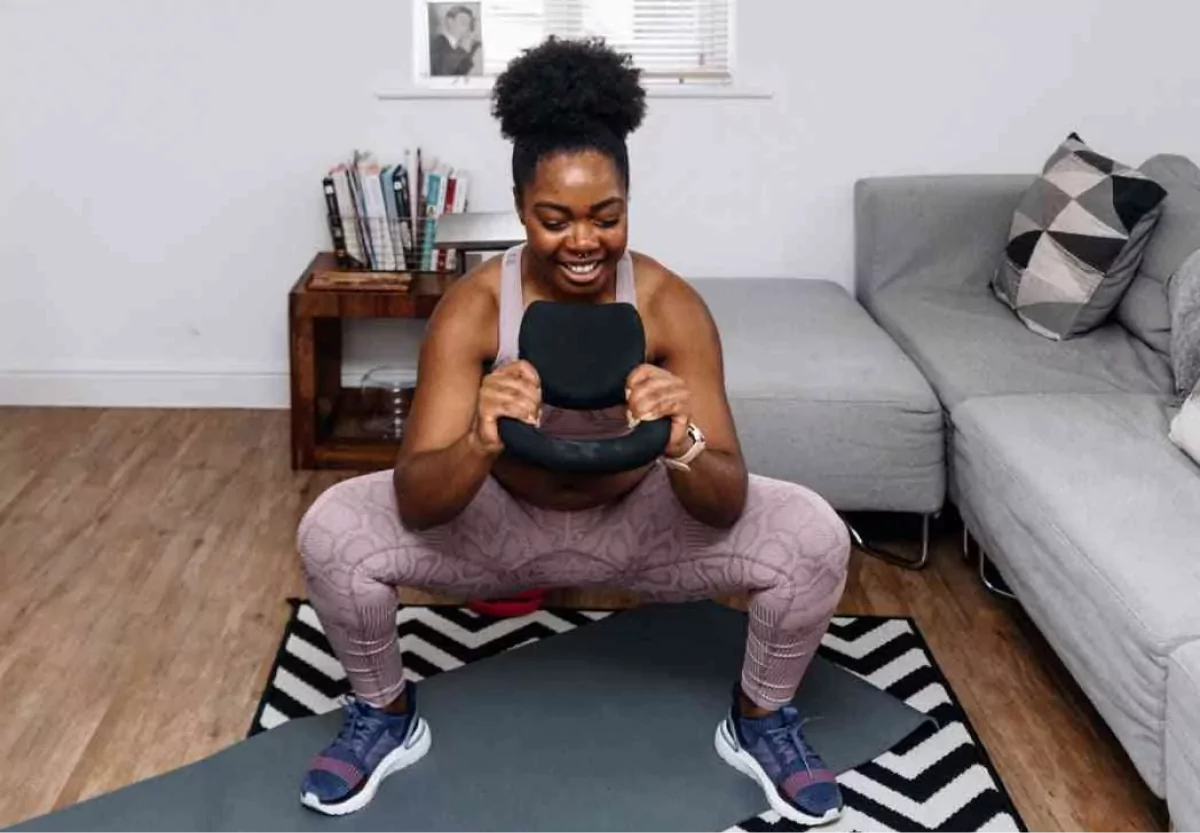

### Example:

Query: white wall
xmin=2 ymin=0 xmax=1198 ymax=407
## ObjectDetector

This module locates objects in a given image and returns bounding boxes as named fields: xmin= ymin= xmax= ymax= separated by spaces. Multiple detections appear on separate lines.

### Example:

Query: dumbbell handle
xmin=496 ymin=416 xmax=672 ymax=474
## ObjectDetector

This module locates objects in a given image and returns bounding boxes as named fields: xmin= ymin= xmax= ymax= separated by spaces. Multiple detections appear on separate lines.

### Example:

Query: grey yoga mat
xmin=16 ymin=601 xmax=933 ymax=832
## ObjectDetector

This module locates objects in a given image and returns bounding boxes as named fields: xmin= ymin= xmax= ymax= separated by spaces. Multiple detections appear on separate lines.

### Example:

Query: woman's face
xmin=516 ymin=148 xmax=628 ymax=300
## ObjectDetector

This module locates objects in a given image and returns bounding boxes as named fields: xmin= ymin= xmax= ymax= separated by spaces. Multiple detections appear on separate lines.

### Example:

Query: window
xmin=416 ymin=0 xmax=733 ymax=87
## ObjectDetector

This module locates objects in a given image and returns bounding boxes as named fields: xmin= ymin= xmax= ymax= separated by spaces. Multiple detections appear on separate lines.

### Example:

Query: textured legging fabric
xmin=298 ymin=464 xmax=851 ymax=711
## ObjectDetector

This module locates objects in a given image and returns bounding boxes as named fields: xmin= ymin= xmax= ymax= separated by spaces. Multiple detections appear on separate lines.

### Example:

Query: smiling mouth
xmin=558 ymin=259 xmax=604 ymax=283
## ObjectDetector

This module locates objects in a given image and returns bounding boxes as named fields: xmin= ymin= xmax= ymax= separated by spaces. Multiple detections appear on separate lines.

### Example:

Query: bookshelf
xmin=289 ymin=212 xmax=525 ymax=470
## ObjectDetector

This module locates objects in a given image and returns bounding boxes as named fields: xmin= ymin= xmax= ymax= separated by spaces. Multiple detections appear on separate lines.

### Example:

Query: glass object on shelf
xmin=359 ymin=365 xmax=417 ymax=439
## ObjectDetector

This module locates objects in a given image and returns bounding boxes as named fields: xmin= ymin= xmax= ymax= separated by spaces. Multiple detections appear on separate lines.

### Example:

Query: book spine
xmin=422 ymin=170 xmax=439 ymax=270
xmin=361 ymin=163 xmax=397 ymax=270
xmin=439 ymin=174 xmax=458 ymax=271
xmin=345 ymin=153 xmax=374 ymax=268
xmin=392 ymin=164 xmax=413 ymax=269
xmin=322 ymin=174 xmax=349 ymax=266
xmin=331 ymin=166 xmax=365 ymax=267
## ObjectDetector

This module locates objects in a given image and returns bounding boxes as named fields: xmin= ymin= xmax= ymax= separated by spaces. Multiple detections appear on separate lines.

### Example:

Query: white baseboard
xmin=0 ymin=363 xmax=291 ymax=409
xmin=0 ymin=359 xmax=425 ymax=409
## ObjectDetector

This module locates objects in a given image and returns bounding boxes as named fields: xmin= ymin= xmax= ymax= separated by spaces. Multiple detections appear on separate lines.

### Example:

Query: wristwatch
xmin=662 ymin=422 xmax=706 ymax=471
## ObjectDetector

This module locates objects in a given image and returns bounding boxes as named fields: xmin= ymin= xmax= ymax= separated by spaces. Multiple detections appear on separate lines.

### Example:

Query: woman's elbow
xmin=392 ymin=466 xmax=424 ymax=531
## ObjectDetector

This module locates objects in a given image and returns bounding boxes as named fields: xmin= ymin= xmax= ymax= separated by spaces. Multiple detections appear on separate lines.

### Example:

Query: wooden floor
xmin=0 ymin=407 xmax=1168 ymax=830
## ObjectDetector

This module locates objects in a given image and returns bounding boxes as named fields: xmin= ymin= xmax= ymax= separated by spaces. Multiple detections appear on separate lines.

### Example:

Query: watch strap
xmin=662 ymin=422 xmax=706 ymax=471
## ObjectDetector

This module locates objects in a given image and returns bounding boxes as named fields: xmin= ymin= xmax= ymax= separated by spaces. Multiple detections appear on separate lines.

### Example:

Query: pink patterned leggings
xmin=297 ymin=464 xmax=851 ymax=711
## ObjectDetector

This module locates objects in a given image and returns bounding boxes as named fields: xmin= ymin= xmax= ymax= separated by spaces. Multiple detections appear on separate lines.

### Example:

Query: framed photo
xmin=418 ymin=1 xmax=484 ymax=81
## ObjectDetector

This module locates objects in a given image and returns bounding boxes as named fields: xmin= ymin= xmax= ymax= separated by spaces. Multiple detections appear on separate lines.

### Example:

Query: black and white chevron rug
xmin=250 ymin=601 xmax=1026 ymax=832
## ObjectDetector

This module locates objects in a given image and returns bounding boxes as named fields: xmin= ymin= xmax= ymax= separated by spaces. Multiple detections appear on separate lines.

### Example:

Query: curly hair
xmin=491 ymin=36 xmax=646 ymax=198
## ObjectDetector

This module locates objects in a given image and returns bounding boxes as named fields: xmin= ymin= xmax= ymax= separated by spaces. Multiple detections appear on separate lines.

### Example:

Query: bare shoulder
xmin=630 ymin=251 xmax=719 ymax=350
xmin=424 ymin=254 xmax=503 ymax=360
xmin=440 ymin=251 xmax=503 ymax=309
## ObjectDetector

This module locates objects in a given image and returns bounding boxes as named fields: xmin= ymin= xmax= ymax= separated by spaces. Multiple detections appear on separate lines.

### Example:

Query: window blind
xmin=467 ymin=0 xmax=732 ymax=83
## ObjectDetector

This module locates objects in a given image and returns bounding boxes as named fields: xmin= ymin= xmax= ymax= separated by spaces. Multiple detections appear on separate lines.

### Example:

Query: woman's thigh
xmin=611 ymin=466 xmax=850 ymax=602
xmin=297 ymin=470 xmax=562 ymax=595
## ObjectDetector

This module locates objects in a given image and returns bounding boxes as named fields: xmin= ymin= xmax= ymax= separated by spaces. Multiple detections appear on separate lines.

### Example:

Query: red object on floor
xmin=467 ymin=588 xmax=547 ymax=617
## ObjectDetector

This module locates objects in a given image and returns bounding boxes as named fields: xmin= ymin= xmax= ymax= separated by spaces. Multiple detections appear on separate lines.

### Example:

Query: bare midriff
xmin=490 ymin=455 xmax=654 ymax=511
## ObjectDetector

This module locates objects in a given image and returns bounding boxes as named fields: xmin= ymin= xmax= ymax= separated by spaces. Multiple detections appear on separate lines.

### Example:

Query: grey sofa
xmin=853 ymin=161 xmax=1200 ymax=829
xmin=687 ymin=277 xmax=945 ymax=559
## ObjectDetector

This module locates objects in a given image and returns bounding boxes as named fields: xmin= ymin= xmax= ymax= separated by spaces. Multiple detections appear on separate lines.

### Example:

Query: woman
xmin=297 ymin=37 xmax=851 ymax=825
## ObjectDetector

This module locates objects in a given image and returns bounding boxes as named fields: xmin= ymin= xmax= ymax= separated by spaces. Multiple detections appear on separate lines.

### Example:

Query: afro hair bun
xmin=491 ymin=36 xmax=646 ymax=143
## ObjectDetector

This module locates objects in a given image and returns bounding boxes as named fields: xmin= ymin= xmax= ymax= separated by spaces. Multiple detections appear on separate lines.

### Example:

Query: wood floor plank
xmin=0 ymin=408 xmax=1166 ymax=830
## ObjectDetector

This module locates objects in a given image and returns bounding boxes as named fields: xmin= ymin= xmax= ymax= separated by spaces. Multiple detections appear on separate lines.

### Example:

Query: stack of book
xmin=322 ymin=148 xmax=470 ymax=272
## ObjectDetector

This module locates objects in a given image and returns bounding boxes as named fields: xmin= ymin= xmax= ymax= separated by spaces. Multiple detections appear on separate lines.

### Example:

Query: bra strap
xmin=493 ymin=244 xmax=524 ymax=367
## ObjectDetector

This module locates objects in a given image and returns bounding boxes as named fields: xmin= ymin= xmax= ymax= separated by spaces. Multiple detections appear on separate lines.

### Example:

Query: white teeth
xmin=564 ymin=262 xmax=599 ymax=274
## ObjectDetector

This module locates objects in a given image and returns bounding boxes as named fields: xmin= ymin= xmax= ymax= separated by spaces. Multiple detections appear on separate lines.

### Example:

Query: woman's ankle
xmin=736 ymin=685 xmax=774 ymax=719
xmin=382 ymin=686 xmax=410 ymax=716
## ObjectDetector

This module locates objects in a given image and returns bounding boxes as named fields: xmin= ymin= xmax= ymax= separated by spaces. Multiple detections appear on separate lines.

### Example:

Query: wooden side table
xmin=290 ymin=213 xmax=525 ymax=470
xmin=289 ymin=252 xmax=452 ymax=470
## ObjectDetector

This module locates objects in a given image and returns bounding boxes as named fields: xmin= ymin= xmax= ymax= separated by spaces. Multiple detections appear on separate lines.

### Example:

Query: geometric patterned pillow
xmin=993 ymin=133 xmax=1168 ymax=340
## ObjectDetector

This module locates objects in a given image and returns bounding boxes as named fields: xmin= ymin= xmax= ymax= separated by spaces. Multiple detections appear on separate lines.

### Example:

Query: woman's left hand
xmin=625 ymin=364 xmax=692 ymax=458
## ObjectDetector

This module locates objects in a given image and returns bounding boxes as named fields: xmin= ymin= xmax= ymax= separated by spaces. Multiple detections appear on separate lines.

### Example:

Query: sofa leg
xmin=977 ymin=548 xmax=1018 ymax=601
xmin=962 ymin=524 xmax=1019 ymax=599
xmin=846 ymin=513 xmax=930 ymax=570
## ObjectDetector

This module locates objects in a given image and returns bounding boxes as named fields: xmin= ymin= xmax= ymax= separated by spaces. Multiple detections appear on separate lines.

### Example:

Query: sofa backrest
xmin=853 ymin=174 xmax=1035 ymax=308
xmin=1116 ymin=154 xmax=1200 ymax=356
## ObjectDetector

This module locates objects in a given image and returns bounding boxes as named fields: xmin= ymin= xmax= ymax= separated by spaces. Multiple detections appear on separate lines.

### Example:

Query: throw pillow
xmin=1169 ymin=379 xmax=1200 ymax=466
xmin=1117 ymin=154 xmax=1200 ymax=356
xmin=993 ymin=133 xmax=1168 ymax=340
xmin=1170 ymin=248 xmax=1200 ymax=394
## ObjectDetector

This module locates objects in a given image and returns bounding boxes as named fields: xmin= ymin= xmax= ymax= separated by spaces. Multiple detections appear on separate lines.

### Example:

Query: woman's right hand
xmin=471 ymin=360 xmax=542 ymax=455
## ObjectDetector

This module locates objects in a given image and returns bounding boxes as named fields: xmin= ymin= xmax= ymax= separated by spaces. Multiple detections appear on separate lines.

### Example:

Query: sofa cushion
xmin=689 ymin=278 xmax=944 ymax=513
xmin=869 ymin=285 xmax=1173 ymax=409
xmin=951 ymin=392 xmax=1200 ymax=794
xmin=1167 ymin=641 xmax=1200 ymax=832
xmin=1170 ymin=249 xmax=1200 ymax=395
xmin=1118 ymin=154 xmax=1200 ymax=356
xmin=992 ymin=134 xmax=1167 ymax=340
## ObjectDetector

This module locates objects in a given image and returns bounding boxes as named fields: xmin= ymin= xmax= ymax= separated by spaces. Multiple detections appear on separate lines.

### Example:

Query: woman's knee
xmin=754 ymin=477 xmax=851 ymax=581
xmin=296 ymin=470 xmax=399 ymax=575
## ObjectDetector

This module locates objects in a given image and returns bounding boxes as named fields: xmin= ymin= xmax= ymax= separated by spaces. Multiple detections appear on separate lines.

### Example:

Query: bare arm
xmin=392 ymin=280 xmax=497 ymax=530
xmin=634 ymin=271 xmax=748 ymax=528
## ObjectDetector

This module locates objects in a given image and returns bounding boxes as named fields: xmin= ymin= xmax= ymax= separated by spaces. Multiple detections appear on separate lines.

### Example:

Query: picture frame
xmin=414 ymin=1 xmax=487 ymax=87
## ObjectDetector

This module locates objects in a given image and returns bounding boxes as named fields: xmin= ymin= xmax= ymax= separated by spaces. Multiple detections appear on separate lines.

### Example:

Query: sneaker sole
xmin=300 ymin=716 xmax=432 ymax=816
xmin=714 ymin=718 xmax=843 ymax=826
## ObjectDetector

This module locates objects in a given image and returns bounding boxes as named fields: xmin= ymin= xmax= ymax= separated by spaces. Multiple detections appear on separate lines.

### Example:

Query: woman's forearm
xmin=664 ymin=449 xmax=748 ymax=528
xmin=394 ymin=431 xmax=500 ymax=530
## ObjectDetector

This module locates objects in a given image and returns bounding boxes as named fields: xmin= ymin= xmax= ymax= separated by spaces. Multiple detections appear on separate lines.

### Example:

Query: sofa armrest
xmin=854 ymin=174 xmax=1034 ymax=308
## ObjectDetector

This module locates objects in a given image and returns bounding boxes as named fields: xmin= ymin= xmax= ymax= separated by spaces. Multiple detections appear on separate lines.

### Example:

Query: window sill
xmin=374 ymin=84 xmax=772 ymax=101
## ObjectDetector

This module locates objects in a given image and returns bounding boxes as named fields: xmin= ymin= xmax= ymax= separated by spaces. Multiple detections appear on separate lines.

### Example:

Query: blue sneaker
xmin=715 ymin=691 xmax=844 ymax=825
xmin=300 ymin=684 xmax=431 ymax=816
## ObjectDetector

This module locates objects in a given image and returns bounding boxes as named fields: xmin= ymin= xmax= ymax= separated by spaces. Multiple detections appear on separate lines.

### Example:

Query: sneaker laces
xmin=332 ymin=698 xmax=379 ymax=755
xmin=764 ymin=716 xmax=825 ymax=775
